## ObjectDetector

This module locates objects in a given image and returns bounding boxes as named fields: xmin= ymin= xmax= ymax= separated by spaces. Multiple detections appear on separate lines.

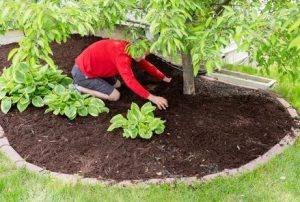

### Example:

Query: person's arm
xmin=116 ymin=55 xmax=168 ymax=109
xmin=116 ymin=55 xmax=150 ymax=99
xmin=137 ymin=59 xmax=166 ymax=80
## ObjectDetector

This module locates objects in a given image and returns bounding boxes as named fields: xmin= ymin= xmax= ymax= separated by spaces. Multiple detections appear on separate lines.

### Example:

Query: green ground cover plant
xmin=44 ymin=84 xmax=109 ymax=120
xmin=0 ymin=62 xmax=72 ymax=113
xmin=108 ymin=102 xmax=165 ymax=139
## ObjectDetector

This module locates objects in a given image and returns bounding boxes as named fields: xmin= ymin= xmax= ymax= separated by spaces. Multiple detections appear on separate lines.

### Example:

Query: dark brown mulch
xmin=0 ymin=35 xmax=296 ymax=181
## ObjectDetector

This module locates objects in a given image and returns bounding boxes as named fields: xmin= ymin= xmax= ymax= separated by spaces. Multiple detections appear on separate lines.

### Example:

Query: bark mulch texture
xmin=0 ymin=35 xmax=296 ymax=181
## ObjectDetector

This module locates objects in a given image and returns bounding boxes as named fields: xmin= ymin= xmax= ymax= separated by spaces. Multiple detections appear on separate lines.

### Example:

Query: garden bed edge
xmin=0 ymin=97 xmax=299 ymax=187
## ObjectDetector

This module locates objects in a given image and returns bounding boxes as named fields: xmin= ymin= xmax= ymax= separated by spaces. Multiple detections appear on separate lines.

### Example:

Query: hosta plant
xmin=43 ymin=84 xmax=109 ymax=120
xmin=0 ymin=62 xmax=72 ymax=114
xmin=107 ymin=102 xmax=165 ymax=139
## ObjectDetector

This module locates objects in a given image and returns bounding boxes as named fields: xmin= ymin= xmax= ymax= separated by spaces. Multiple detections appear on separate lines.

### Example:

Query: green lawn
xmin=0 ymin=65 xmax=299 ymax=202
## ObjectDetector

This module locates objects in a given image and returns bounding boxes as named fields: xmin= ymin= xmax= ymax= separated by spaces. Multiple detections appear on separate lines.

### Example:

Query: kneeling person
xmin=72 ymin=39 xmax=171 ymax=110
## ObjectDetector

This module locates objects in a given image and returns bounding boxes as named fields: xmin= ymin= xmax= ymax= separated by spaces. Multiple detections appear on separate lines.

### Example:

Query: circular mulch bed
xmin=0 ymin=35 xmax=297 ymax=181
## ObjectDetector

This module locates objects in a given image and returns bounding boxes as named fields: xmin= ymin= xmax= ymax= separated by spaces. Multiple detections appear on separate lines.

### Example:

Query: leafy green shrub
xmin=0 ymin=62 xmax=72 ymax=113
xmin=107 ymin=102 xmax=165 ymax=139
xmin=44 ymin=84 xmax=109 ymax=120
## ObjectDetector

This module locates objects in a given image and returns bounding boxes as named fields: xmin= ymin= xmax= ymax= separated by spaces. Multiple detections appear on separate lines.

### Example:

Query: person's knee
xmin=113 ymin=80 xmax=121 ymax=88
xmin=108 ymin=89 xmax=120 ymax=101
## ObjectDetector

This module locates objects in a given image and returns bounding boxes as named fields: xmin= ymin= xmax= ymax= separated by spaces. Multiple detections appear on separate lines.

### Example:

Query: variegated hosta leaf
xmin=108 ymin=102 xmax=165 ymax=139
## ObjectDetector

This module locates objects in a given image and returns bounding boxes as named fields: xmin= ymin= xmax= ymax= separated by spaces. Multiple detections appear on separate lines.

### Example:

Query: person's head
xmin=133 ymin=50 xmax=150 ymax=62
xmin=126 ymin=41 xmax=150 ymax=62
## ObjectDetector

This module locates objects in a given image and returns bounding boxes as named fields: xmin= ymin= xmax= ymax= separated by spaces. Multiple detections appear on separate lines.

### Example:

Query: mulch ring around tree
xmin=0 ymin=35 xmax=297 ymax=181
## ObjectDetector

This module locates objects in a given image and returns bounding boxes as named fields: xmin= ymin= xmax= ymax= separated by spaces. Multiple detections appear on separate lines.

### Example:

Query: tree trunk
xmin=181 ymin=50 xmax=195 ymax=95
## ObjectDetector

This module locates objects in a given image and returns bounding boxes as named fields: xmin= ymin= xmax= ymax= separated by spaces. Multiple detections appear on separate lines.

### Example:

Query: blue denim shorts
xmin=71 ymin=65 xmax=117 ymax=95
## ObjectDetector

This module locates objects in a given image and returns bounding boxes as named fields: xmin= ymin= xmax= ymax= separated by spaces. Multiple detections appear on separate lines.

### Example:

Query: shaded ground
xmin=0 ymin=35 xmax=296 ymax=180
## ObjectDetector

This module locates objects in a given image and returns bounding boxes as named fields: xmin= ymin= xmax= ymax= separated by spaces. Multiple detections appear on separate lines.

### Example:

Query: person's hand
xmin=163 ymin=77 xmax=172 ymax=83
xmin=148 ymin=94 xmax=168 ymax=110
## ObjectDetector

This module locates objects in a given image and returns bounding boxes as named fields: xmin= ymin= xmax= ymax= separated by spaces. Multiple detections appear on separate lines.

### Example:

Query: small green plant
xmin=107 ymin=102 xmax=165 ymax=139
xmin=43 ymin=84 xmax=109 ymax=120
xmin=0 ymin=62 xmax=72 ymax=114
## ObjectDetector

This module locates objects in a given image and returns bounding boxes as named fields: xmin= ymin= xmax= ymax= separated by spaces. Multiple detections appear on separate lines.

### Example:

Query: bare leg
xmin=113 ymin=79 xmax=122 ymax=88
xmin=77 ymin=86 xmax=120 ymax=101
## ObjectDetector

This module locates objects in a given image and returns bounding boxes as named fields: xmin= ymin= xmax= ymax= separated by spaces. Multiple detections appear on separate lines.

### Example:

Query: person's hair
xmin=126 ymin=40 xmax=150 ymax=59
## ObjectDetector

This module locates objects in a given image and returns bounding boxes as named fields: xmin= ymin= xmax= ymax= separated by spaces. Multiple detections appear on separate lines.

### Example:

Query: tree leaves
xmin=289 ymin=36 xmax=300 ymax=49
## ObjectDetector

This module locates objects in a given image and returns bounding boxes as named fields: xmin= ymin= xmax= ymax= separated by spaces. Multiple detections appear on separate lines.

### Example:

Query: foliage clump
xmin=0 ymin=62 xmax=72 ymax=113
xmin=108 ymin=102 xmax=165 ymax=139
xmin=44 ymin=84 xmax=109 ymax=120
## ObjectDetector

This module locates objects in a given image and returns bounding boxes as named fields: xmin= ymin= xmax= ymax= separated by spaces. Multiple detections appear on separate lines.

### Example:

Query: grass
xmin=0 ymin=65 xmax=300 ymax=202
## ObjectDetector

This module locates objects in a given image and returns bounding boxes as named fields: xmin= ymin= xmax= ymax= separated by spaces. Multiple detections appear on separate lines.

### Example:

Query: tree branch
xmin=214 ymin=0 xmax=233 ymax=16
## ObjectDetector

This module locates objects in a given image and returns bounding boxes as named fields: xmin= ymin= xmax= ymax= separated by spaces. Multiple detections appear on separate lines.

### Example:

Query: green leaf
xmin=7 ymin=48 xmax=19 ymax=61
xmin=205 ymin=17 xmax=212 ymax=27
xmin=1 ymin=97 xmax=12 ymax=114
xmin=149 ymin=118 xmax=163 ymax=130
xmin=289 ymin=36 xmax=300 ymax=49
xmin=53 ymin=109 xmax=60 ymax=115
xmin=17 ymin=101 xmax=30 ymax=112
xmin=19 ymin=97 xmax=30 ymax=105
xmin=0 ymin=91 xmax=7 ymax=100
xmin=32 ymin=96 xmax=44 ymax=107
xmin=12 ymin=95 xmax=21 ymax=104
xmin=88 ymin=105 xmax=99 ymax=116
xmin=89 ymin=97 xmax=105 ymax=107
xmin=53 ymin=84 xmax=65 ymax=95
xmin=107 ymin=122 xmax=121 ymax=132
xmin=193 ymin=64 xmax=199 ymax=77
xmin=59 ymin=77 xmax=73 ymax=86
xmin=138 ymin=123 xmax=152 ymax=139
xmin=13 ymin=69 xmax=26 ymax=83
xmin=155 ymin=122 xmax=165 ymax=134
xmin=127 ymin=110 xmax=139 ymax=121
xmin=25 ymin=86 xmax=36 ymax=94
xmin=99 ymin=107 xmax=109 ymax=113
xmin=130 ymin=102 xmax=140 ymax=111
xmin=109 ymin=114 xmax=127 ymax=129
xmin=110 ymin=114 xmax=125 ymax=122
xmin=123 ymin=128 xmax=138 ymax=139
xmin=64 ymin=106 xmax=77 ymax=120
xmin=206 ymin=60 xmax=215 ymax=75
xmin=44 ymin=108 xmax=54 ymax=113
xmin=74 ymin=101 xmax=82 ymax=108
xmin=139 ymin=130 xmax=153 ymax=139
xmin=128 ymin=102 xmax=143 ymax=120
xmin=141 ymin=102 xmax=156 ymax=115
xmin=288 ymin=19 xmax=300 ymax=33
xmin=78 ymin=106 xmax=88 ymax=116
xmin=19 ymin=63 xmax=30 ymax=72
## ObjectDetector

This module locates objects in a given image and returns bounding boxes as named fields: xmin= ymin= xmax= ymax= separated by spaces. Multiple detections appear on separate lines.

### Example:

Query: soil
xmin=0 ymin=35 xmax=296 ymax=181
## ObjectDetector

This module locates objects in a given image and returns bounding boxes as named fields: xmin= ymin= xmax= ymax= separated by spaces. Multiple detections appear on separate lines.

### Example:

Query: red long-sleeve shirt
xmin=75 ymin=40 xmax=166 ymax=99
